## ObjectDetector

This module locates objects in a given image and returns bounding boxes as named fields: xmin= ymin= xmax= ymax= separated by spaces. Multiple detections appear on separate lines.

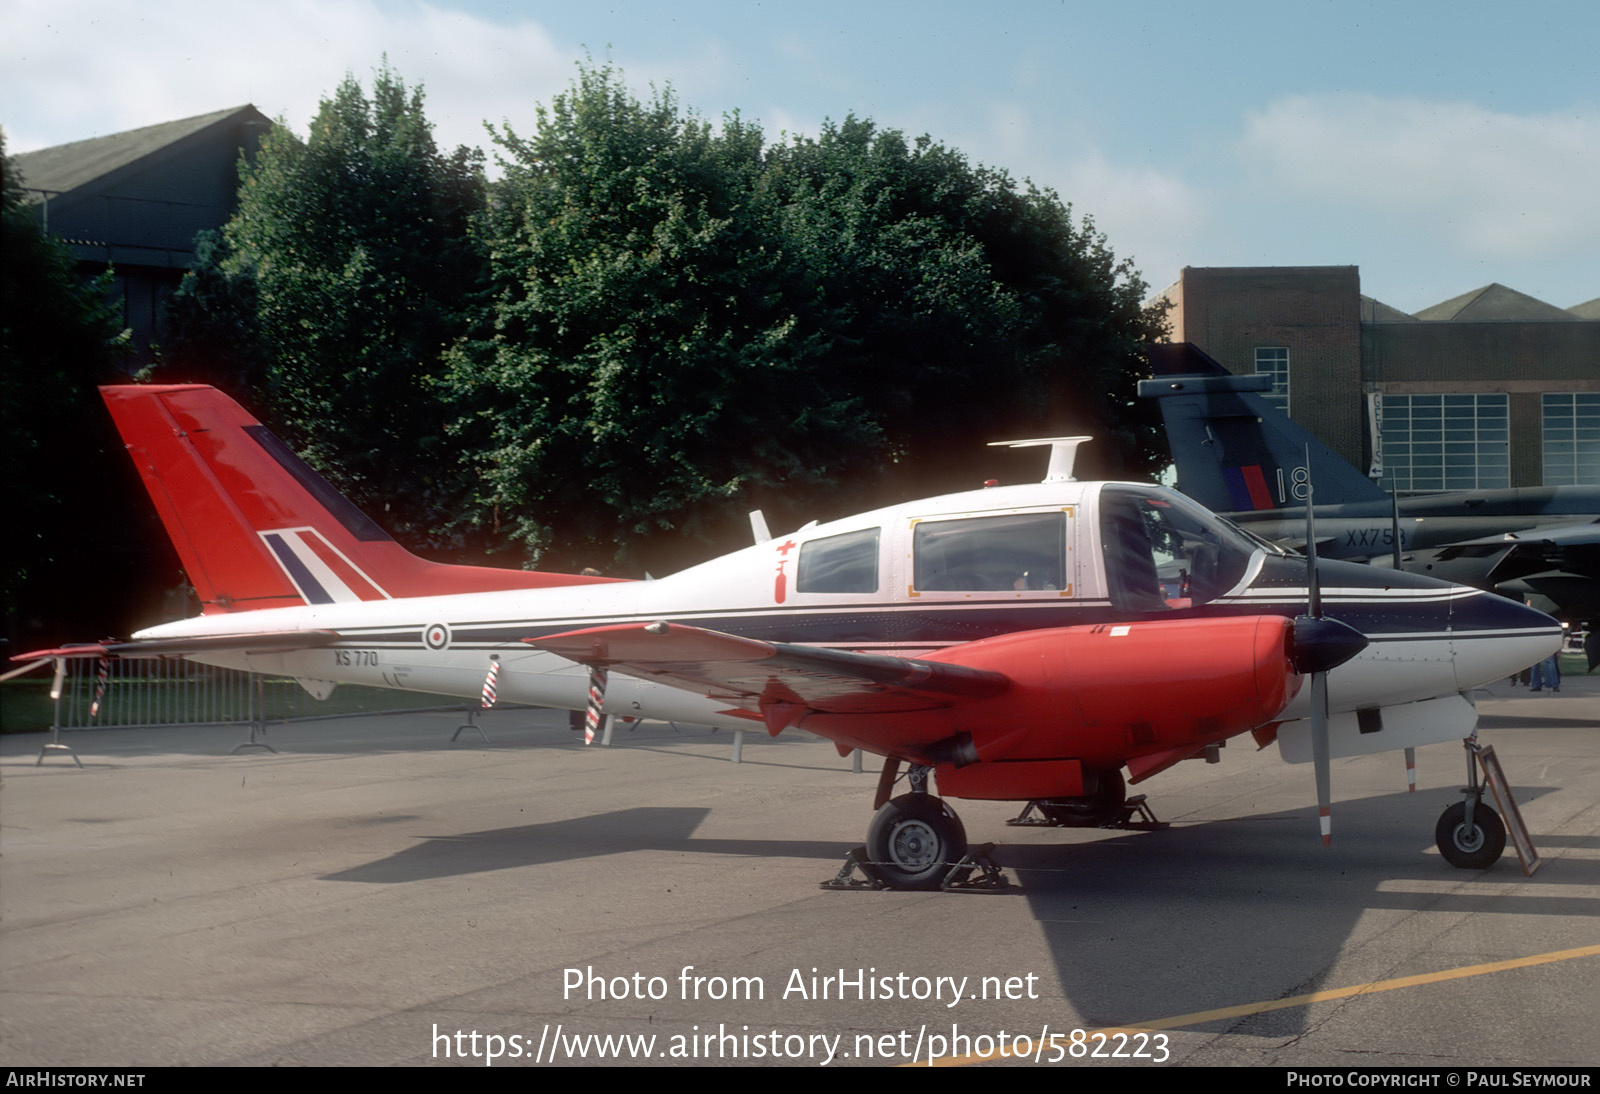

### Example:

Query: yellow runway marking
xmin=918 ymin=943 xmax=1600 ymax=1067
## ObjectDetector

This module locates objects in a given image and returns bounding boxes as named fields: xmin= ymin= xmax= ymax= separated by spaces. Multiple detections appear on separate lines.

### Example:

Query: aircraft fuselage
xmin=137 ymin=480 xmax=1560 ymax=764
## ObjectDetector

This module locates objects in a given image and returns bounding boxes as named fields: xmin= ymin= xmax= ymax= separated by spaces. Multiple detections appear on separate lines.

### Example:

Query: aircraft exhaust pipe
xmin=924 ymin=732 xmax=979 ymax=769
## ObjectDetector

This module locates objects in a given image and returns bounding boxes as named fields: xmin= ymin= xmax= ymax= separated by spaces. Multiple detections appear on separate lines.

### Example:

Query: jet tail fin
xmin=1139 ymin=344 xmax=1387 ymax=512
xmin=101 ymin=385 xmax=616 ymax=614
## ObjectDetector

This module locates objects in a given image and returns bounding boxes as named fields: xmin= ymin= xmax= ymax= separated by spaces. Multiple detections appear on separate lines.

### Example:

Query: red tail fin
xmin=101 ymin=385 xmax=615 ymax=613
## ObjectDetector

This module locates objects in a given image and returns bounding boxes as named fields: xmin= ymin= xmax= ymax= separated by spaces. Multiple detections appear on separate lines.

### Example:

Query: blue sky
xmin=4 ymin=0 xmax=1597 ymax=313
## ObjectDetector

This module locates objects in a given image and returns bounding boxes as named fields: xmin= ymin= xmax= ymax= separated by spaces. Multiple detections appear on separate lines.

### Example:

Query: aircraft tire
xmin=1039 ymin=769 xmax=1127 ymax=828
xmin=1435 ymin=801 xmax=1506 ymax=869
xmin=866 ymin=793 xmax=968 ymax=890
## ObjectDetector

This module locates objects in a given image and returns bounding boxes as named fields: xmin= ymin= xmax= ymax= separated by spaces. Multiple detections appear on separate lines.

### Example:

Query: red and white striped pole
xmin=90 ymin=655 xmax=110 ymax=718
xmin=481 ymin=656 xmax=500 ymax=709
xmin=583 ymin=666 xmax=608 ymax=745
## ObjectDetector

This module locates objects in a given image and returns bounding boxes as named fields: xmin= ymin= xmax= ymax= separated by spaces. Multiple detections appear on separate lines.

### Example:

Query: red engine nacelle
xmin=806 ymin=615 xmax=1301 ymax=801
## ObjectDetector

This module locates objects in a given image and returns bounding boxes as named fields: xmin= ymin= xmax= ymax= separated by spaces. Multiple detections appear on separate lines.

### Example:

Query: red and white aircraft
xmin=19 ymin=385 xmax=1562 ymax=889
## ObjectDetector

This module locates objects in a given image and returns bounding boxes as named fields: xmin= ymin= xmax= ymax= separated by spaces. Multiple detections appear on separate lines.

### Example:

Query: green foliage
xmin=762 ymin=117 xmax=1164 ymax=486
xmin=2 ymin=131 xmax=133 ymax=641
xmin=443 ymin=67 xmax=879 ymax=571
xmin=164 ymin=66 xmax=486 ymax=548
xmin=445 ymin=66 xmax=1167 ymax=574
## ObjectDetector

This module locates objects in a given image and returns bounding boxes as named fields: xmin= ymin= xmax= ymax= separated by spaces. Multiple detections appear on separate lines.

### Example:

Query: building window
xmin=1254 ymin=347 xmax=1289 ymax=414
xmin=1379 ymin=394 xmax=1509 ymax=492
xmin=1542 ymin=393 xmax=1600 ymax=486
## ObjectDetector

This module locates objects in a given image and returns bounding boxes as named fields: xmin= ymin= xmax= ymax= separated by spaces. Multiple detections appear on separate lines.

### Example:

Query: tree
xmin=2 ymin=132 xmax=136 ymax=646
xmin=164 ymin=66 xmax=486 ymax=549
xmin=761 ymin=117 xmax=1165 ymax=490
xmin=442 ymin=66 xmax=881 ymax=573
xmin=444 ymin=66 xmax=1166 ymax=575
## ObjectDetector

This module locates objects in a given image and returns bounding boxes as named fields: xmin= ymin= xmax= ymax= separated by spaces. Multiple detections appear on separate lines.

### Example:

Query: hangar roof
xmin=1414 ymin=283 xmax=1577 ymax=323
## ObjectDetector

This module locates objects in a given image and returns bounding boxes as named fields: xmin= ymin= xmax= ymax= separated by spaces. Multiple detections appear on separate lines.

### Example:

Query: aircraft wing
xmin=13 ymin=631 xmax=342 ymax=662
xmin=526 ymin=622 xmax=1009 ymax=726
xmin=1434 ymin=520 xmax=1600 ymax=555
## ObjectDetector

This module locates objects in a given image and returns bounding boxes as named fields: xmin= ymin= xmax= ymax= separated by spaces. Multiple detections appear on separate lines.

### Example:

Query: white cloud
xmin=1052 ymin=152 xmax=1208 ymax=286
xmin=1241 ymin=94 xmax=1600 ymax=261
xmin=984 ymin=100 xmax=1031 ymax=163
xmin=2 ymin=0 xmax=571 ymax=154
xmin=929 ymin=100 xmax=1204 ymax=286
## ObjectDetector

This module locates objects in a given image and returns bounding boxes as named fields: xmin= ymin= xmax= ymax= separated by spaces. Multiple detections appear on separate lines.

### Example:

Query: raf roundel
xmin=422 ymin=623 xmax=451 ymax=651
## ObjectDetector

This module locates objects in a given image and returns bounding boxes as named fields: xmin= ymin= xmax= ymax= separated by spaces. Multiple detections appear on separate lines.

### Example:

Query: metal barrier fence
xmin=45 ymin=656 xmax=455 ymax=729
xmin=19 ymin=656 xmax=810 ymax=768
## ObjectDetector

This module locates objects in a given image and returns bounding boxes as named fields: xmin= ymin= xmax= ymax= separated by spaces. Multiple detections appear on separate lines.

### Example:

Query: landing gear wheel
xmin=1435 ymin=800 xmax=1506 ymax=869
xmin=1039 ymin=769 xmax=1127 ymax=828
xmin=866 ymin=793 xmax=968 ymax=890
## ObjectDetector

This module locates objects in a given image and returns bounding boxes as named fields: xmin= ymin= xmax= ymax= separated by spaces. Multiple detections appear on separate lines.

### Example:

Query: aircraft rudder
xmin=100 ymin=384 xmax=309 ymax=612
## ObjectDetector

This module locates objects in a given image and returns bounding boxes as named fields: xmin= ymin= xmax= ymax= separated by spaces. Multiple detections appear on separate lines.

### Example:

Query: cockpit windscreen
xmin=1098 ymin=487 xmax=1258 ymax=611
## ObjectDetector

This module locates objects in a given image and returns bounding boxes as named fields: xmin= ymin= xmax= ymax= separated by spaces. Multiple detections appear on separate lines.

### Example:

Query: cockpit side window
xmin=797 ymin=528 xmax=880 ymax=594
xmin=1099 ymin=487 xmax=1256 ymax=611
xmin=1098 ymin=493 xmax=1167 ymax=611
xmin=913 ymin=512 xmax=1065 ymax=592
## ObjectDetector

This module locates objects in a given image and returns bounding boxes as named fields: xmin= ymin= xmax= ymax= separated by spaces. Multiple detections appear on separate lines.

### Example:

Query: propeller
xmin=1290 ymin=448 xmax=1369 ymax=846
xmin=1391 ymin=490 xmax=1418 ymax=792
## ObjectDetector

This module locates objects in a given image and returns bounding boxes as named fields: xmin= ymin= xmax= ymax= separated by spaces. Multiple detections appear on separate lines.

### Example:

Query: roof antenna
xmin=987 ymin=436 xmax=1092 ymax=483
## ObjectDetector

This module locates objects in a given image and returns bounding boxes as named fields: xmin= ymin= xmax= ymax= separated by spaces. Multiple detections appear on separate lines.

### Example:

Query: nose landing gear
xmin=1434 ymin=737 xmax=1537 ymax=874
xmin=1436 ymin=799 xmax=1505 ymax=869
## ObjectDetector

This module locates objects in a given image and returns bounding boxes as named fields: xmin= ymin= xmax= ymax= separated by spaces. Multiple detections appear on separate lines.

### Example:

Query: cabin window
xmin=913 ymin=512 xmax=1065 ymax=592
xmin=797 ymin=528 xmax=880 ymax=594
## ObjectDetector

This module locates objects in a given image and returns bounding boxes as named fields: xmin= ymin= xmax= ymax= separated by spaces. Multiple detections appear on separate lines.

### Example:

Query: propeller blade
xmin=1391 ymin=491 xmax=1403 ymax=569
xmin=1304 ymin=444 xmax=1321 ymax=617
xmin=1311 ymin=671 xmax=1332 ymax=846
xmin=1305 ymin=444 xmax=1331 ymax=846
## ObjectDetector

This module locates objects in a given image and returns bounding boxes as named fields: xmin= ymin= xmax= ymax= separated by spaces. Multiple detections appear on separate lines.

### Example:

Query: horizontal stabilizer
xmin=15 ymin=630 xmax=342 ymax=662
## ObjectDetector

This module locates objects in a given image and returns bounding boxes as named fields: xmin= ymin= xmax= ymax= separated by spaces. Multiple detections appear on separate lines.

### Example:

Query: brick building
xmin=1157 ymin=267 xmax=1600 ymax=491
xmin=14 ymin=105 xmax=271 ymax=367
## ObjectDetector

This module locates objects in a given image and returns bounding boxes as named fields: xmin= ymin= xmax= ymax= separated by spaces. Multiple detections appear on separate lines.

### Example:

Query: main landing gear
xmin=1008 ymin=769 xmax=1165 ymax=831
xmin=866 ymin=793 xmax=968 ymax=890
xmin=823 ymin=763 xmax=1004 ymax=892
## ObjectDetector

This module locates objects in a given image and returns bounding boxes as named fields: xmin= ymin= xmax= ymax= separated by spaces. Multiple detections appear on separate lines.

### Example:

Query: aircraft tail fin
xmin=1139 ymin=344 xmax=1387 ymax=512
xmin=101 ymin=385 xmax=616 ymax=614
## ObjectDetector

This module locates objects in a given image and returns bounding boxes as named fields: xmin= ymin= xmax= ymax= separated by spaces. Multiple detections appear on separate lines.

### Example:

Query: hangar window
xmin=1542 ymin=393 xmax=1600 ymax=487
xmin=797 ymin=528 xmax=880 ymax=594
xmin=1254 ymin=347 xmax=1289 ymax=414
xmin=1379 ymin=394 xmax=1509 ymax=492
xmin=913 ymin=512 xmax=1065 ymax=592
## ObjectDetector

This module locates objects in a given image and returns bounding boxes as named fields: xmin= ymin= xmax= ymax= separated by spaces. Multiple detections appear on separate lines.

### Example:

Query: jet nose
xmin=1447 ymin=584 xmax=1564 ymax=692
